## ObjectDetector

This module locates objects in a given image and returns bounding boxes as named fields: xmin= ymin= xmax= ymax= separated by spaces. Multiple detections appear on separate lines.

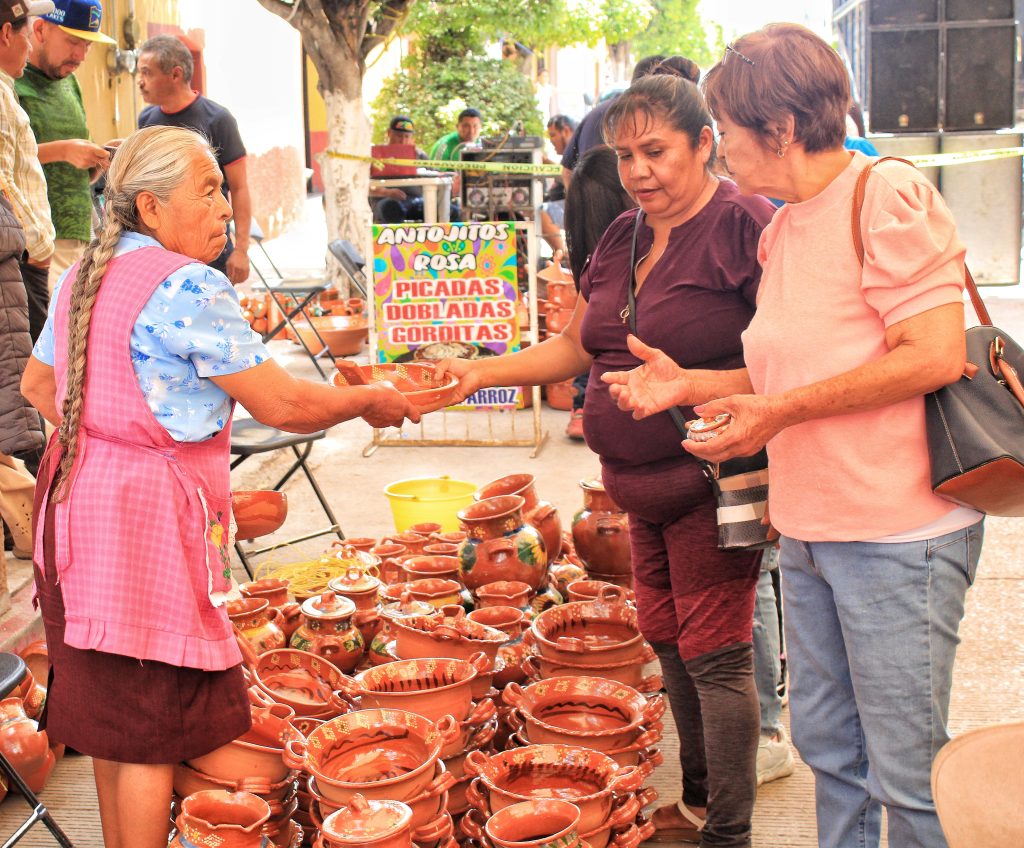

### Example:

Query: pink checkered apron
xmin=33 ymin=246 xmax=242 ymax=671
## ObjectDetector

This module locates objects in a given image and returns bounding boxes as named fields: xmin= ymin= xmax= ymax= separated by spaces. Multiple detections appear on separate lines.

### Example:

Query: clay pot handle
xmin=521 ymin=654 xmax=542 ymax=680
xmin=632 ymin=726 xmax=663 ymax=750
xmin=433 ymin=713 xmax=461 ymax=746
xmin=606 ymin=792 xmax=642 ymax=829
xmin=459 ymin=807 xmax=487 ymax=842
xmin=328 ymin=688 xmax=355 ymax=715
xmin=233 ymin=776 xmax=274 ymax=795
xmin=636 ymin=673 xmax=663 ymax=694
xmin=521 ymin=627 xmax=536 ymax=647
xmin=637 ymin=756 xmax=657 ymax=782
xmin=414 ymin=812 xmax=455 ymax=844
xmin=609 ymin=823 xmax=641 ymax=848
xmin=532 ymin=502 xmax=557 ymax=522
xmin=596 ymin=516 xmax=625 ymax=535
xmin=464 ymin=776 xmax=489 ymax=814
xmin=469 ymin=718 xmax=498 ymax=750
xmin=234 ymin=632 xmax=260 ymax=670
xmin=248 ymin=685 xmax=276 ymax=709
xmin=480 ymin=537 xmax=516 ymax=562
xmin=642 ymin=749 xmax=665 ymax=770
xmin=501 ymin=681 xmax=525 ymax=708
xmin=463 ymin=750 xmax=489 ymax=778
xmin=639 ymin=643 xmax=656 ymax=664
xmin=635 ymin=816 xmax=657 ymax=845
xmin=282 ymin=738 xmax=307 ymax=771
xmin=439 ymin=604 xmax=466 ymax=619
xmin=554 ymin=636 xmax=587 ymax=653
xmin=608 ymin=764 xmax=644 ymax=795
xmin=642 ymin=693 xmax=666 ymax=726
xmin=466 ymin=697 xmax=497 ymax=726
xmin=598 ymin=585 xmax=627 ymax=605
xmin=431 ymin=625 xmax=462 ymax=642
xmin=468 ymin=650 xmax=490 ymax=675
xmin=333 ymin=676 xmax=364 ymax=698
xmin=427 ymin=768 xmax=458 ymax=797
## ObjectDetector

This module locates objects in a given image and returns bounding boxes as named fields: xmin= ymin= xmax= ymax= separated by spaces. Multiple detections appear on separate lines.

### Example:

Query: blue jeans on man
xmin=780 ymin=521 xmax=983 ymax=848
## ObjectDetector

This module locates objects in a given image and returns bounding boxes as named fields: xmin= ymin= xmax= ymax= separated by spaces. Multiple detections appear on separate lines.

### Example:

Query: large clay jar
xmin=290 ymin=592 xmax=365 ymax=673
xmin=0 ymin=697 xmax=54 ymax=793
xmin=328 ymin=567 xmax=383 ymax=645
xmin=457 ymin=496 xmax=547 ymax=594
xmin=227 ymin=598 xmax=287 ymax=656
xmin=476 ymin=474 xmax=562 ymax=561
xmin=177 ymin=790 xmax=271 ymax=848
xmin=571 ymin=478 xmax=631 ymax=576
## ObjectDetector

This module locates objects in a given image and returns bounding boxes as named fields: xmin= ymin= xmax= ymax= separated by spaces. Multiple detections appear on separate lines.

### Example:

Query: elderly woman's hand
xmin=602 ymin=335 xmax=694 ymax=419
xmin=360 ymin=382 xmax=421 ymax=428
xmin=681 ymin=393 xmax=785 ymax=463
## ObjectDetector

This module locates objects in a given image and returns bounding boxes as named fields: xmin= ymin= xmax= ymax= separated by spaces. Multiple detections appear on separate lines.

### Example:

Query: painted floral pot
xmin=318 ymin=793 xmax=413 ymax=848
xmin=404 ymin=578 xmax=463 ymax=610
xmin=529 ymin=600 xmax=644 ymax=666
xmin=228 ymin=597 xmax=287 ymax=656
xmin=475 ymin=580 xmax=533 ymax=612
xmin=391 ymin=613 xmax=506 ymax=671
xmin=457 ymin=496 xmax=547 ymax=593
xmin=252 ymin=649 xmax=348 ymax=718
xmin=177 ymin=790 xmax=271 ymax=848
xmin=462 ymin=798 xmax=581 ymax=848
xmin=342 ymin=537 xmax=378 ymax=554
xmin=570 ymin=479 xmax=631 ymax=576
xmin=290 ymin=592 xmax=364 ymax=673
xmin=327 ymin=567 xmax=382 ymax=612
xmin=476 ymin=474 xmax=563 ymax=561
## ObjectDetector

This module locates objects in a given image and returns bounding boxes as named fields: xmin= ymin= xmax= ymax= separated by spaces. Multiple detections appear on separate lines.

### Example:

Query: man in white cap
xmin=17 ymin=0 xmax=114 ymax=291
xmin=0 ymin=0 xmax=56 ymax=344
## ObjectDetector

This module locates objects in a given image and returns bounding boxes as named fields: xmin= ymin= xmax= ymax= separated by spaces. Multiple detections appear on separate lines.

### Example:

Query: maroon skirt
xmin=34 ymin=482 xmax=251 ymax=764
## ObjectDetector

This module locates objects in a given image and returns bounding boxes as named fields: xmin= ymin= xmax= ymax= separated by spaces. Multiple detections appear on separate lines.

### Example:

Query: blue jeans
xmin=752 ymin=561 xmax=782 ymax=735
xmin=780 ymin=521 xmax=983 ymax=848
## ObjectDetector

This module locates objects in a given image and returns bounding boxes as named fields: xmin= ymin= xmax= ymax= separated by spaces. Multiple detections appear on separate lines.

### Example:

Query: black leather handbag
xmin=625 ymin=211 xmax=773 ymax=550
xmin=854 ymin=158 xmax=1024 ymax=515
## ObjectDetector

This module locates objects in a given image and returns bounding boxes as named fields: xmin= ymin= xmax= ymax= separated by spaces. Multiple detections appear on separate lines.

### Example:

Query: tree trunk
xmin=320 ymin=87 xmax=372 ymax=261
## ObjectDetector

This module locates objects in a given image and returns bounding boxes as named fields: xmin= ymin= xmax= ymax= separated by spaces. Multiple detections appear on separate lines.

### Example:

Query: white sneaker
xmin=757 ymin=726 xmax=795 ymax=786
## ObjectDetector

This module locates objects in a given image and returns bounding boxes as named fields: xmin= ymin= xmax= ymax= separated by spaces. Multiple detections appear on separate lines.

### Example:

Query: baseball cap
xmin=0 ymin=0 xmax=56 ymax=26
xmin=42 ymin=0 xmax=117 ymax=44
xmin=389 ymin=116 xmax=415 ymax=133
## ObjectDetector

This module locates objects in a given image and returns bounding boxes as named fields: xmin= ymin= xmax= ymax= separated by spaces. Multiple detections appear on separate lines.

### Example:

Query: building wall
xmin=77 ymin=0 xmax=305 ymax=239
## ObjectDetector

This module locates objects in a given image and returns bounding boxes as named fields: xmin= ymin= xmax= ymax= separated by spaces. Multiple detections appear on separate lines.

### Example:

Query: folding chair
xmin=0 ymin=654 xmax=75 ymax=847
xmin=245 ymin=221 xmax=333 ymax=379
xmin=230 ymin=419 xmax=344 ymax=578
xmin=328 ymin=239 xmax=368 ymax=299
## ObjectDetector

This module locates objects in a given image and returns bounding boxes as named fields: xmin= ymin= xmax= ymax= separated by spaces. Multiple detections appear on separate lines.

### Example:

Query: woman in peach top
xmin=604 ymin=24 xmax=982 ymax=848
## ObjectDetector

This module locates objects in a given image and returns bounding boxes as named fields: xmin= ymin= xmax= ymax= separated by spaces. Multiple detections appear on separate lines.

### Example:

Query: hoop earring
xmin=776 ymin=140 xmax=790 ymax=159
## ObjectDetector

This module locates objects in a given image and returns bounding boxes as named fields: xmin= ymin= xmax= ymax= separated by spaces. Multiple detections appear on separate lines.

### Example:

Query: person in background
xmin=607 ymin=24 xmax=982 ymax=848
xmin=546 ymin=114 xmax=576 ymax=161
xmin=844 ymin=102 xmax=880 ymax=156
xmin=370 ymin=115 xmax=428 ymax=223
xmin=136 ymin=34 xmax=251 ymax=285
xmin=434 ymin=73 xmax=775 ymax=848
xmin=21 ymin=126 xmax=418 ymax=848
xmin=18 ymin=0 xmax=115 ymax=292
xmin=544 ymin=114 xmax=577 ymax=223
xmin=0 ymin=0 xmax=56 ymax=342
xmin=429 ymin=107 xmax=482 ymax=162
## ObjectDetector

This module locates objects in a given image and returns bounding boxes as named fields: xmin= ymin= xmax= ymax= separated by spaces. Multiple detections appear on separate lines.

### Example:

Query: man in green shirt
xmin=17 ymin=0 xmax=114 ymax=292
xmin=429 ymin=108 xmax=482 ymax=162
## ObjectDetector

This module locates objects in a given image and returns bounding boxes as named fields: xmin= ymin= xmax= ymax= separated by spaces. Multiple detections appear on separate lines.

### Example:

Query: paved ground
xmin=1 ymin=219 xmax=1021 ymax=845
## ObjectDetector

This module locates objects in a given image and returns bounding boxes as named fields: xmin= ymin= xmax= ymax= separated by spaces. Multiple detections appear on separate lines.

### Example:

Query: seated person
xmin=370 ymin=116 xmax=428 ymax=224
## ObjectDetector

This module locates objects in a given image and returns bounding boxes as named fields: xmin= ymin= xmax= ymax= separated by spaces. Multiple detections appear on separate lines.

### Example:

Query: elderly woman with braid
xmin=19 ymin=126 xmax=419 ymax=848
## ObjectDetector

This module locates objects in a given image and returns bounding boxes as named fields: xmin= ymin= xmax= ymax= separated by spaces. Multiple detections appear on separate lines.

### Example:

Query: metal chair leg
xmin=0 ymin=751 xmax=75 ymax=848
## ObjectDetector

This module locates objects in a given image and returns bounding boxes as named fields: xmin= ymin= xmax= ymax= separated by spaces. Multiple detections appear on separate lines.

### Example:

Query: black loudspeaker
xmin=870 ymin=0 xmax=937 ymax=25
xmin=945 ymin=25 xmax=1016 ymax=130
xmin=946 ymin=0 xmax=1013 ymax=21
xmin=870 ymin=29 xmax=940 ymax=132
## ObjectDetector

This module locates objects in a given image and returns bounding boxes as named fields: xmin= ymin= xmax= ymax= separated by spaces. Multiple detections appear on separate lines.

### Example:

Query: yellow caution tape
xmin=904 ymin=147 xmax=1024 ymax=168
xmin=325 ymin=148 xmax=563 ymax=176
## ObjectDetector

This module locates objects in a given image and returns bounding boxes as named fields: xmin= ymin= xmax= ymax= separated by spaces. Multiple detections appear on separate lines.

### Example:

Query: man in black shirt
xmin=136 ymin=35 xmax=251 ymax=284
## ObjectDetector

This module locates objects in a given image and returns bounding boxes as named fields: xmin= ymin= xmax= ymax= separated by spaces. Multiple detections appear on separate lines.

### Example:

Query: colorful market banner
xmin=372 ymin=222 xmax=522 ymax=410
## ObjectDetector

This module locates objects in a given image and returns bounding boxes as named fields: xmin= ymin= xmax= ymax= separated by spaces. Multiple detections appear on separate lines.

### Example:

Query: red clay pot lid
xmin=321 ymin=793 xmax=412 ymax=842
xmin=300 ymin=591 xmax=357 ymax=620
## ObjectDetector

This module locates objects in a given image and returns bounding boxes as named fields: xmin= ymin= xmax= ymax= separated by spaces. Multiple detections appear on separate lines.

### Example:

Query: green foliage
xmin=630 ymin=0 xmax=724 ymax=72
xmin=370 ymin=54 xmax=545 ymax=149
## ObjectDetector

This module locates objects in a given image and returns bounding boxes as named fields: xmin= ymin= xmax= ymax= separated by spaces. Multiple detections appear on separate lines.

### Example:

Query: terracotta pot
xmin=289 ymin=592 xmax=364 ymax=672
xmin=476 ymin=474 xmax=563 ymax=561
xmin=544 ymin=305 xmax=573 ymax=337
xmin=330 ymin=365 xmax=459 ymax=411
xmin=465 ymin=798 xmax=581 ymax=848
xmin=475 ymin=580 xmax=533 ymax=611
xmin=337 ymin=654 xmax=489 ymax=724
xmin=368 ymin=596 xmax=439 ymax=665
xmin=399 ymin=556 xmax=461 ymax=585
xmin=17 ymin=641 xmax=48 ymax=693
xmin=282 ymin=709 xmax=459 ymax=804
xmin=545 ymin=280 xmax=578 ymax=309
xmin=409 ymin=522 xmax=443 ymax=536
xmin=319 ymin=793 xmax=413 ymax=848
xmin=503 ymin=677 xmax=664 ymax=752
xmin=232 ymin=490 xmax=288 ymax=541
xmin=458 ymin=496 xmax=547 ymax=593
xmin=422 ymin=542 xmax=460 ymax=557
xmin=240 ymin=578 xmax=291 ymax=609
xmin=463 ymin=745 xmax=648 ymax=833
xmin=585 ymin=570 xmax=634 ymax=591
xmin=385 ymin=532 xmax=431 ymax=556
xmin=430 ymin=531 xmax=467 ymax=545
xmin=342 ymin=537 xmax=378 ymax=554
xmin=327 ymin=567 xmax=382 ymax=612
xmin=546 ymin=561 xmax=587 ymax=599
xmin=468 ymin=606 xmax=530 ymax=688
xmin=178 ymin=790 xmax=271 ymax=848
xmin=529 ymin=600 xmax=644 ymax=666
xmin=571 ymin=479 xmax=631 ymax=575
xmin=520 ymin=647 xmax=662 ymax=693
xmin=544 ymin=380 xmax=574 ymax=411
xmin=404 ymin=577 xmax=463 ymax=609
xmin=228 ymin=597 xmax=287 ymax=656
xmin=293 ymin=315 xmax=368 ymax=357
xmin=564 ymin=581 xmax=634 ymax=606
xmin=391 ymin=613 xmax=505 ymax=671
xmin=252 ymin=650 xmax=348 ymax=718
xmin=372 ymin=542 xmax=410 ymax=585
xmin=14 ymin=667 xmax=46 ymax=720
xmin=173 ymin=761 xmax=300 ymax=803
xmin=0 ymin=698 xmax=52 ymax=792
xmin=187 ymin=702 xmax=305 ymax=783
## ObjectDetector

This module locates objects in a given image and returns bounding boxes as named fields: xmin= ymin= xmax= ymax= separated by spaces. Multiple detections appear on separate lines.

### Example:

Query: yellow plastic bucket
xmin=383 ymin=476 xmax=478 ymax=532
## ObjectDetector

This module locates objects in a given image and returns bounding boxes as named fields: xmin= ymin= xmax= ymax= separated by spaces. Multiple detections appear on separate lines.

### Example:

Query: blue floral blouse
xmin=34 ymin=232 xmax=270 ymax=442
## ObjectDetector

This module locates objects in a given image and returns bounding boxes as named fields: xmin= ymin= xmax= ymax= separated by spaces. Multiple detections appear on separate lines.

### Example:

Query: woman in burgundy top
xmin=437 ymin=75 xmax=774 ymax=847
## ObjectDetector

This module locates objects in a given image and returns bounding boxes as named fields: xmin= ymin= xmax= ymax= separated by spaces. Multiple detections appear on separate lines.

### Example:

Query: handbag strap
xmin=851 ymin=156 xmax=991 ymax=327
xmin=626 ymin=210 xmax=691 ymax=440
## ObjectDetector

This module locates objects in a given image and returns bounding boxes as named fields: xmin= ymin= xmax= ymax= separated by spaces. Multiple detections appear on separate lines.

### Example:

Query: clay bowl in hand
xmin=528 ymin=600 xmax=644 ymax=665
xmin=391 ymin=613 xmax=506 ymax=670
xmin=283 ymin=708 xmax=459 ymax=804
xmin=232 ymin=490 xmax=288 ymax=541
xmin=521 ymin=647 xmax=661 ymax=693
xmin=336 ymin=654 xmax=489 ymax=724
xmin=252 ymin=649 xmax=348 ymax=718
xmin=330 ymin=363 xmax=459 ymax=411
xmin=502 ymin=676 xmax=665 ymax=751
xmin=463 ymin=744 xmax=648 ymax=833
xmin=293 ymin=314 xmax=369 ymax=357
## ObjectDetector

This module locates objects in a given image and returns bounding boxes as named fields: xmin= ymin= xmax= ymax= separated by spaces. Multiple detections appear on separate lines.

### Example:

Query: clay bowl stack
xmin=461 ymin=744 xmax=656 ymax=848
xmin=283 ymin=708 xmax=459 ymax=848
xmin=390 ymin=613 xmax=506 ymax=688
xmin=250 ymin=649 xmax=350 ymax=720
xmin=175 ymin=699 xmax=305 ymax=846
xmin=523 ymin=598 xmax=662 ymax=694
xmin=502 ymin=677 xmax=666 ymax=769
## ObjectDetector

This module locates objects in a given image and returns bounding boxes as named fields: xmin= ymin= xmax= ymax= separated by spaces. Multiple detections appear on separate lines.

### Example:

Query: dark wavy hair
xmin=564 ymin=146 xmax=637 ymax=286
